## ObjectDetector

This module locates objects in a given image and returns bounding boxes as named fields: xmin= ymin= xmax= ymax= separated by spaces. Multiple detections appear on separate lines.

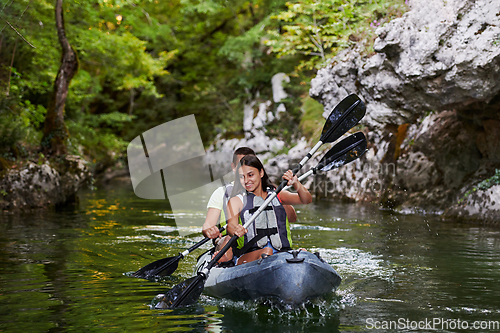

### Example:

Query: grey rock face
xmin=309 ymin=0 xmax=500 ymax=223
xmin=206 ymin=73 xmax=293 ymax=180
xmin=0 ymin=155 xmax=91 ymax=210
xmin=312 ymin=0 xmax=500 ymax=128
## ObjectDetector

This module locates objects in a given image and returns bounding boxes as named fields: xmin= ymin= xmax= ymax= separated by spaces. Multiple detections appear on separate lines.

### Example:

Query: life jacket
xmin=234 ymin=189 xmax=292 ymax=256
xmin=216 ymin=183 xmax=233 ymax=236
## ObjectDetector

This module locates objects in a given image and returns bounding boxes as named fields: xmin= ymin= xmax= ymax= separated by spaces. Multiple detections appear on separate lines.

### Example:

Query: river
xmin=1 ymin=182 xmax=500 ymax=332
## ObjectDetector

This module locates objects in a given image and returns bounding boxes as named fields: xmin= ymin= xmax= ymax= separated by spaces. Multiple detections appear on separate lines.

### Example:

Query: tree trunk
xmin=41 ymin=0 xmax=78 ymax=156
xmin=128 ymin=88 xmax=134 ymax=115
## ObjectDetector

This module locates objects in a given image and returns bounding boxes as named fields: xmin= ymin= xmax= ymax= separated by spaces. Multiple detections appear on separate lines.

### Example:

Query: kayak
xmin=194 ymin=250 xmax=342 ymax=305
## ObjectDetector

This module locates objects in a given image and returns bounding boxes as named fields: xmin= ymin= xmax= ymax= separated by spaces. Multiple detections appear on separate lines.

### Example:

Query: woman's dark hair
xmin=231 ymin=155 xmax=275 ymax=197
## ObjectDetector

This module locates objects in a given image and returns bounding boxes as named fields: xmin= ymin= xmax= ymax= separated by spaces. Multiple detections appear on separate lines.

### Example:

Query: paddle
xmin=132 ymin=227 xmax=224 ymax=279
xmin=290 ymin=131 xmax=368 ymax=186
xmin=133 ymin=94 xmax=366 ymax=280
xmin=155 ymin=131 xmax=367 ymax=309
xmin=288 ymin=94 xmax=365 ymax=177
xmin=267 ymin=94 xmax=365 ymax=205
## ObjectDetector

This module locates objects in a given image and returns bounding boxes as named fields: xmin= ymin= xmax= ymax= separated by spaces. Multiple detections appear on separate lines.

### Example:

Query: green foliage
xmin=1 ymin=0 xmax=405 ymax=173
xmin=67 ymin=113 xmax=133 ymax=171
xmin=0 ymin=0 xmax=173 ymax=166
xmin=477 ymin=169 xmax=500 ymax=191
xmin=73 ymin=30 xmax=173 ymax=95
xmin=458 ymin=169 xmax=500 ymax=204
xmin=180 ymin=0 xmax=225 ymax=14
xmin=219 ymin=17 xmax=272 ymax=64
xmin=19 ymin=101 xmax=47 ymax=129
xmin=299 ymin=95 xmax=325 ymax=141
xmin=0 ymin=114 xmax=27 ymax=157
xmin=265 ymin=0 xmax=408 ymax=70
xmin=0 ymin=98 xmax=46 ymax=159
xmin=83 ymin=112 xmax=136 ymax=130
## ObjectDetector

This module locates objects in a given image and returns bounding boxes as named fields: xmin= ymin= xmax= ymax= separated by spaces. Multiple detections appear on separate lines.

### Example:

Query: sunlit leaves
xmin=218 ymin=16 xmax=271 ymax=64
xmin=180 ymin=0 xmax=225 ymax=14
xmin=77 ymin=31 xmax=170 ymax=94
xmin=266 ymin=0 xmax=407 ymax=70
xmin=265 ymin=0 xmax=354 ymax=69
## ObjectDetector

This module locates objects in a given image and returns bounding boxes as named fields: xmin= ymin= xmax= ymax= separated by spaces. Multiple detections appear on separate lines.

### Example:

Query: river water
xmin=1 ymin=182 xmax=500 ymax=332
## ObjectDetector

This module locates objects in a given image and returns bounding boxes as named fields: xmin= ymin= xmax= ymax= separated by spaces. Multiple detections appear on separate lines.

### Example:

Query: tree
xmin=41 ymin=0 xmax=78 ymax=156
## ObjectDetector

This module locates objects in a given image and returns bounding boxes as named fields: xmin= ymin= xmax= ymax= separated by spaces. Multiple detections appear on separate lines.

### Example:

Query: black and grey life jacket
xmin=235 ymin=189 xmax=291 ymax=256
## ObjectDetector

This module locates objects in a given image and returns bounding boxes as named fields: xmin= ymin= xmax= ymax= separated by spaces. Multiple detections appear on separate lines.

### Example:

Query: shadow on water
xmin=1 ymin=185 xmax=500 ymax=332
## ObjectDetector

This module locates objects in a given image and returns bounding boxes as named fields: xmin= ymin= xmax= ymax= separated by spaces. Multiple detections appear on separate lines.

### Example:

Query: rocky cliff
xmin=0 ymin=155 xmax=91 ymax=211
xmin=309 ymin=0 xmax=500 ymax=223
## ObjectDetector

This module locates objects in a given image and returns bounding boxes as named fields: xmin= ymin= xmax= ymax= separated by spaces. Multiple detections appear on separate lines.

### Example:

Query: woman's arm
xmin=283 ymin=205 xmax=297 ymax=223
xmin=226 ymin=196 xmax=247 ymax=237
xmin=279 ymin=170 xmax=312 ymax=205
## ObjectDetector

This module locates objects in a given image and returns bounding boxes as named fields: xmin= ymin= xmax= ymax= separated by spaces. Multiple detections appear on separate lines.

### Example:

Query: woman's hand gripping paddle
xmin=132 ymin=94 xmax=366 ymax=280
xmin=154 ymin=131 xmax=368 ymax=309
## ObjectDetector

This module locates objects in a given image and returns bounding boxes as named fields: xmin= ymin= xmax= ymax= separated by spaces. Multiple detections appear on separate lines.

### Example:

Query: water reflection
xmin=1 ymin=187 xmax=500 ymax=332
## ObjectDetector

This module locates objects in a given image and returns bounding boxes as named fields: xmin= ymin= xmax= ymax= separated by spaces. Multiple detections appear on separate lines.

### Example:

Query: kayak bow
xmin=192 ymin=250 xmax=341 ymax=305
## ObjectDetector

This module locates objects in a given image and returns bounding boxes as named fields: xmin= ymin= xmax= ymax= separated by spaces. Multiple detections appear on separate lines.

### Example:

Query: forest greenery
xmin=265 ymin=0 xmax=407 ymax=70
xmin=0 ymin=0 xmax=406 ymax=173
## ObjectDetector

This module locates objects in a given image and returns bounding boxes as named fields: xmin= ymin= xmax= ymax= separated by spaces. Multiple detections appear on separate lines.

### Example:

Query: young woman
xmin=226 ymin=155 xmax=312 ymax=265
xmin=202 ymin=148 xmax=297 ymax=264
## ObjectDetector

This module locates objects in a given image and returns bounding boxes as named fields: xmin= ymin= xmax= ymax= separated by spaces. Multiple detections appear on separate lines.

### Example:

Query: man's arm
xmin=202 ymin=208 xmax=222 ymax=239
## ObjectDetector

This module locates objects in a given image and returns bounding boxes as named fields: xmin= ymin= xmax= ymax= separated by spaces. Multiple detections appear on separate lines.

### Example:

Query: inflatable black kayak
xmin=194 ymin=250 xmax=341 ymax=305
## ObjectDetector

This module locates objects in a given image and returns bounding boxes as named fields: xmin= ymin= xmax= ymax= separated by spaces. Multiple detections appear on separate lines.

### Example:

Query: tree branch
xmin=127 ymin=1 xmax=152 ymax=26
xmin=1 ymin=0 xmax=32 ymax=34
xmin=5 ymin=21 xmax=36 ymax=48
xmin=311 ymin=15 xmax=324 ymax=60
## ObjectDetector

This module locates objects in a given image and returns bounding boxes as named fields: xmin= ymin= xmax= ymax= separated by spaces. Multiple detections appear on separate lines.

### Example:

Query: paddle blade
xmin=320 ymin=94 xmax=366 ymax=144
xmin=132 ymin=255 xmax=180 ymax=280
xmin=155 ymin=275 xmax=205 ymax=309
xmin=318 ymin=132 xmax=367 ymax=171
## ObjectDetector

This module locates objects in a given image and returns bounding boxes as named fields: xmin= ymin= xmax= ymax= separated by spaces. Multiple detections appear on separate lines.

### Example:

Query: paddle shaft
xmin=201 ymin=190 xmax=280 ymax=274
xmin=295 ymin=141 xmax=323 ymax=173
xmin=287 ymin=137 xmax=367 ymax=192
xmin=178 ymin=225 xmax=225 ymax=257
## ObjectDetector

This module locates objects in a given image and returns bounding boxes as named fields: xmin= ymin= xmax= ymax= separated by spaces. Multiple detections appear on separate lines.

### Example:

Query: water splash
xmin=290 ymin=224 xmax=351 ymax=232
xmin=317 ymin=247 xmax=395 ymax=282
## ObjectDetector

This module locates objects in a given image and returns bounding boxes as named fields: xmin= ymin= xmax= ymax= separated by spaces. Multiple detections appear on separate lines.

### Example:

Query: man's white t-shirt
xmin=207 ymin=185 xmax=226 ymax=211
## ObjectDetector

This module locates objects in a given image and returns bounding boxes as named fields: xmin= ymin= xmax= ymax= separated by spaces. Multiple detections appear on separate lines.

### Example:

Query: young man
xmin=202 ymin=147 xmax=253 ymax=237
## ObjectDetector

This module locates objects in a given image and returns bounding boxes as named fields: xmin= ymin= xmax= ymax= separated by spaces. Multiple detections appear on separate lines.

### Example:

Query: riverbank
xmin=0 ymin=155 xmax=91 ymax=211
